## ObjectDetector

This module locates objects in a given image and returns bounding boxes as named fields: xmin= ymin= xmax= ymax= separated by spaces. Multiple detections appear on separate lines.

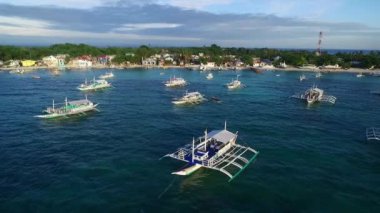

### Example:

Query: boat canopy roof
xmin=207 ymin=130 xmax=236 ymax=144
xmin=95 ymin=79 xmax=108 ymax=83
xmin=186 ymin=92 xmax=201 ymax=96
xmin=68 ymin=99 xmax=91 ymax=105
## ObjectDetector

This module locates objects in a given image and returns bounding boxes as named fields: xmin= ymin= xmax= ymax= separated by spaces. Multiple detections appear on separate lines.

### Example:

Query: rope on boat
xmin=157 ymin=163 xmax=188 ymax=200
xmin=157 ymin=176 xmax=177 ymax=200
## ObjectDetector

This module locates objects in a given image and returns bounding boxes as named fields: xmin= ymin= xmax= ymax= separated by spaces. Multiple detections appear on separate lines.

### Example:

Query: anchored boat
xmin=35 ymin=97 xmax=98 ymax=119
xmin=172 ymin=91 xmax=206 ymax=105
xmin=77 ymin=77 xmax=111 ymax=91
xmin=226 ymin=75 xmax=243 ymax=89
xmin=164 ymin=122 xmax=259 ymax=182
xmin=99 ymin=72 xmax=114 ymax=79
xmin=206 ymin=73 xmax=213 ymax=80
xmin=299 ymin=74 xmax=306 ymax=81
xmin=165 ymin=76 xmax=187 ymax=87
xmin=315 ymin=72 xmax=322 ymax=78
xmin=292 ymin=85 xmax=336 ymax=105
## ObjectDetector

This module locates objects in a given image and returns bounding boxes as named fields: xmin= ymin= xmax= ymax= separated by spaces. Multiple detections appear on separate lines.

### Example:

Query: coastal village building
xmin=142 ymin=57 xmax=156 ymax=66
xmin=125 ymin=53 xmax=135 ymax=57
xmin=21 ymin=60 xmax=36 ymax=67
xmin=8 ymin=60 xmax=20 ymax=67
xmin=73 ymin=59 xmax=92 ymax=68
xmin=322 ymin=64 xmax=341 ymax=69
xmin=42 ymin=55 xmax=65 ymax=68
xmin=71 ymin=55 xmax=93 ymax=68
xmin=97 ymin=55 xmax=115 ymax=65
xmin=279 ymin=61 xmax=287 ymax=68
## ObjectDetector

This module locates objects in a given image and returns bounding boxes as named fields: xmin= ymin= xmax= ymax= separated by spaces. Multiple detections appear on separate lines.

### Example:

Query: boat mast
xmin=192 ymin=137 xmax=195 ymax=163
xmin=225 ymin=120 xmax=227 ymax=130
xmin=204 ymin=129 xmax=208 ymax=150
xmin=52 ymin=99 xmax=55 ymax=110
xmin=65 ymin=97 xmax=68 ymax=107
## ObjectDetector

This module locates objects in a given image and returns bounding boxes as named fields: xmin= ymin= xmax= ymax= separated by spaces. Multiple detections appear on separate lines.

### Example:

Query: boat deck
xmin=366 ymin=127 xmax=380 ymax=141
xmin=165 ymin=143 xmax=259 ymax=182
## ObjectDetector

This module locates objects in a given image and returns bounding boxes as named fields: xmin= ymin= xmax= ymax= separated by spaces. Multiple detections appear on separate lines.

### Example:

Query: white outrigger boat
xmin=299 ymin=74 xmax=306 ymax=81
xmin=226 ymin=75 xmax=243 ymax=89
xmin=315 ymin=72 xmax=322 ymax=78
xmin=206 ymin=73 xmax=213 ymax=80
xmin=366 ymin=127 xmax=380 ymax=141
xmin=35 ymin=97 xmax=98 ymax=119
xmin=163 ymin=122 xmax=259 ymax=182
xmin=165 ymin=76 xmax=187 ymax=87
xmin=356 ymin=73 xmax=364 ymax=78
xmin=77 ymin=77 xmax=111 ymax=91
xmin=172 ymin=91 xmax=206 ymax=105
xmin=99 ymin=72 xmax=114 ymax=79
xmin=292 ymin=85 xmax=336 ymax=105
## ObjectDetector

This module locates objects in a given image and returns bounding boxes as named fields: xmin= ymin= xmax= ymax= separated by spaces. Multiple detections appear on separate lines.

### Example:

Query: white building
xmin=322 ymin=64 xmax=341 ymax=69
xmin=42 ymin=55 xmax=65 ymax=68
xmin=142 ymin=58 xmax=156 ymax=66
xmin=73 ymin=59 xmax=92 ymax=68
xmin=8 ymin=60 xmax=20 ymax=67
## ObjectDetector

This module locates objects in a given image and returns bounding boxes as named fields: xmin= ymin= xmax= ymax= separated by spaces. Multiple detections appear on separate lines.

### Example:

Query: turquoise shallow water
xmin=0 ymin=69 xmax=380 ymax=212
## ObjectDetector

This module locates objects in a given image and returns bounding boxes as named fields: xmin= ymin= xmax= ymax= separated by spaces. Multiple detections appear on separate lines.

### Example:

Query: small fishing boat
xmin=35 ymin=97 xmax=98 ymax=119
xmin=77 ymin=77 xmax=111 ymax=91
xmin=32 ymin=75 xmax=41 ymax=79
xmin=165 ymin=76 xmax=187 ymax=87
xmin=276 ymin=74 xmax=281 ymax=77
xmin=172 ymin=91 xmax=206 ymax=105
xmin=356 ymin=73 xmax=364 ymax=78
xmin=99 ymin=72 xmax=114 ymax=79
xmin=226 ymin=75 xmax=243 ymax=89
xmin=299 ymin=74 xmax=306 ymax=81
xmin=315 ymin=72 xmax=322 ymax=78
xmin=292 ymin=85 xmax=336 ymax=105
xmin=206 ymin=73 xmax=213 ymax=80
xmin=163 ymin=122 xmax=259 ymax=182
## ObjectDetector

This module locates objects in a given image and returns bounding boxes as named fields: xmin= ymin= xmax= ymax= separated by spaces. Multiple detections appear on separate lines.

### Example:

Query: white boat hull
xmin=35 ymin=104 xmax=98 ymax=119
xmin=78 ymin=84 xmax=111 ymax=91
xmin=172 ymin=164 xmax=202 ymax=176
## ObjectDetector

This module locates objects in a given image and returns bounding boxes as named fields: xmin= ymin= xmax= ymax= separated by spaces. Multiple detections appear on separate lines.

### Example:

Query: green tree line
xmin=0 ymin=43 xmax=379 ymax=68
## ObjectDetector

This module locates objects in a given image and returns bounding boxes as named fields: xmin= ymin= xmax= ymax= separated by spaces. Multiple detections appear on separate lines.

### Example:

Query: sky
xmin=0 ymin=0 xmax=379 ymax=49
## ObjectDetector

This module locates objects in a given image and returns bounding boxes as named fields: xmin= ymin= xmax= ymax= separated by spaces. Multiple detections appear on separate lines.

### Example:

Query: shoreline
xmin=1 ymin=64 xmax=379 ymax=74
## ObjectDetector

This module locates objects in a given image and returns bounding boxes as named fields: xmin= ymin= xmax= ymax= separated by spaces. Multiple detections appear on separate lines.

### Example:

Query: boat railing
xmin=366 ymin=127 xmax=380 ymax=141
xmin=204 ymin=144 xmax=259 ymax=181
xmin=321 ymin=95 xmax=336 ymax=104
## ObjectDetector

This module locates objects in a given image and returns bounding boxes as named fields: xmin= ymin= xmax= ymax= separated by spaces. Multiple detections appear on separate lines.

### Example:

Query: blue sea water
xmin=0 ymin=69 xmax=380 ymax=212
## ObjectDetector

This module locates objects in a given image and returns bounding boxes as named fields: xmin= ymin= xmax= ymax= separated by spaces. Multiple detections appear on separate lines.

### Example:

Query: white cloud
xmin=0 ymin=15 xmax=52 ymax=28
xmin=0 ymin=0 xmax=233 ymax=10
xmin=160 ymin=0 xmax=232 ymax=10
xmin=114 ymin=23 xmax=182 ymax=31
xmin=0 ymin=0 xmax=118 ymax=9
xmin=0 ymin=16 xmax=199 ymax=41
